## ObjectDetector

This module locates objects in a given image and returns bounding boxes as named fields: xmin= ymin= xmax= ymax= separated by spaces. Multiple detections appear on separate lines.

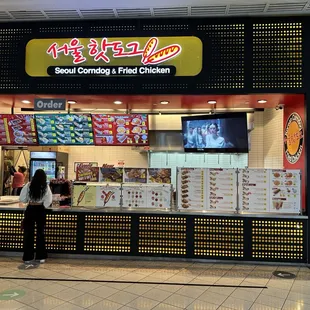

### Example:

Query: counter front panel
xmin=0 ymin=209 xmax=307 ymax=263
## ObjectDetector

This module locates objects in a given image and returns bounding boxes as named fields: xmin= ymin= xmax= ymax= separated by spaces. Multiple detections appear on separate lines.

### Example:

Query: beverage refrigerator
xmin=29 ymin=152 xmax=57 ymax=182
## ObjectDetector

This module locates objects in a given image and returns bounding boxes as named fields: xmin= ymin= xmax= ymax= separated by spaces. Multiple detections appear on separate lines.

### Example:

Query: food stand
xmin=0 ymin=15 xmax=308 ymax=265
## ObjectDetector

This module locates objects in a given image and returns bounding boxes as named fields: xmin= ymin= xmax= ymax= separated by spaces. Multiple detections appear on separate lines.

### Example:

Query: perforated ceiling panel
xmin=1 ymin=1 xmax=310 ymax=21
xmin=0 ymin=17 xmax=306 ymax=94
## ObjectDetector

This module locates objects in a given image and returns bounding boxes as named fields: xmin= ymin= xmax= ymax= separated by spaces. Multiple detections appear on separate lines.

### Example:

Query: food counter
xmin=0 ymin=168 xmax=307 ymax=264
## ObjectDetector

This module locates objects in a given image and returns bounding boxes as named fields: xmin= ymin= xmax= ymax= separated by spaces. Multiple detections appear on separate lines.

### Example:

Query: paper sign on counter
xmin=146 ymin=185 xmax=171 ymax=209
xmin=96 ymin=185 xmax=121 ymax=208
xmin=72 ymin=185 xmax=97 ymax=207
xmin=177 ymin=168 xmax=206 ymax=211
xmin=270 ymin=169 xmax=301 ymax=213
xmin=207 ymin=168 xmax=237 ymax=211
xmin=122 ymin=185 xmax=147 ymax=208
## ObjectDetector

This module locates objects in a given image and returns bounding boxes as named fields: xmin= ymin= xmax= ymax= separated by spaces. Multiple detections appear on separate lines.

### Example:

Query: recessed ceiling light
xmin=258 ymin=99 xmax=267 ymax=104
xmin=21 ymin=100 xmax=31 ymax=104
xmin=114 ymin=100 xmax=122 ymax=105
xmin=207 ymin=100 xmax=217 ymax=104
xmin=67 ymin=100 xmax=77 ymax=104
xmin=160 ymin=100 xmax=169 ymax=105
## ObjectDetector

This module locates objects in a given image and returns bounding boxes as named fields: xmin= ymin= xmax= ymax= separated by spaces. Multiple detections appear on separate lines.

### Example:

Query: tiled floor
xmin=0 ymin=257 xmax=308 ymax=309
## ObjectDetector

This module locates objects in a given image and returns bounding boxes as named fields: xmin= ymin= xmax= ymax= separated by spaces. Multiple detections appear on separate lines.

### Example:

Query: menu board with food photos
xmin=124 ymin=168 xmax=147 ymax=183
xmin=207 ymin=168 xmax=237 ymax=212
xmin=0 ymin=114 xmax=37 ymax=145
xmin=35 ymin=114 xmax=94 ymax=145
xmin=92 ymin=114 xmax=148 ymax=146
xmin=148 ymin=168 xmax=171 ymax=184
xmin=76 ymin=165 xmax=99 ymax=182
xmin=238 ymin=169 xmax=270 ymax=213
xmin=177 ymin=168 xmax=206 ymax=211
xmin=270 ymin=169 xmax=301 ymax=213
xmin=176 ymin=168 xmax=301 ymax=214
xmin=100 ymin=167 xmax=124 ymax=183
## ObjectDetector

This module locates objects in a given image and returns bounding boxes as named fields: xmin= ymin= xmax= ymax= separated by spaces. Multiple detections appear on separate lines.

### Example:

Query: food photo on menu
xmin=148 ymin=168 xmax=171 ymax=184
xmin=100 ymin=167 xmax=124 ymax=183
xmin=92 ymin=114 xmax=148 ymax=146
xmin=181 ymin=113 xmax=248 ymax=153
xmin=0 ymin=114 xmax=38 ymax=145
xmin=124 ymin=168 xmax=147 ymax=183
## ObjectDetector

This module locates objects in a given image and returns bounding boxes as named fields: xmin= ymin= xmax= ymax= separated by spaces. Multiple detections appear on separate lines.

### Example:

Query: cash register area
xmin=0 ymin=255 xmax=308 ymax=310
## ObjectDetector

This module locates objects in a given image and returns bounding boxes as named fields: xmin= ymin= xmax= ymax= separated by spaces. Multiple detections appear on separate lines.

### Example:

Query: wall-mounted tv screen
xmin=181 ymin=113 xmax=249 ymax=153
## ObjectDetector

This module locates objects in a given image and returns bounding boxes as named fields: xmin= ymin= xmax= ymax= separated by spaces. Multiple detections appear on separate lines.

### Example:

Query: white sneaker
xmin=24 ymin=261 xmax=32 ymax=264
xmin=39 ymin=259 xmax=45 ymax=264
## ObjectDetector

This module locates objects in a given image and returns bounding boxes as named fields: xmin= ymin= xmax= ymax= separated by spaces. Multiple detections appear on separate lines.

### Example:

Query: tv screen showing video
xmin=181 ymin=113 xmax=249 ymax=153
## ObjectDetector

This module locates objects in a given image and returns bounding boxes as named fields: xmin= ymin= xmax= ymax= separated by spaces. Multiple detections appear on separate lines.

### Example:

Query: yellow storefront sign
xmin=25 ymin=36 xmax=202 ymax=77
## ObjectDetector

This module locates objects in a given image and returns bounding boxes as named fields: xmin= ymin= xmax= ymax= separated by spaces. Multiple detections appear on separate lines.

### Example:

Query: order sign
xmin=284 ymin=112 xmax=304 ymax=164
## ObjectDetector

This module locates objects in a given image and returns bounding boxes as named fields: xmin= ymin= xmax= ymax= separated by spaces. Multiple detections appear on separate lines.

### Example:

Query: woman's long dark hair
xmin=29 ymin=169 xmax=47 ymax=200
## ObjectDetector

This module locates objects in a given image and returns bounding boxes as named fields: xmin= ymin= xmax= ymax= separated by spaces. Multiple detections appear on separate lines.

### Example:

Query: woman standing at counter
xmin=19 ymin=169 xmax=52 ymax=264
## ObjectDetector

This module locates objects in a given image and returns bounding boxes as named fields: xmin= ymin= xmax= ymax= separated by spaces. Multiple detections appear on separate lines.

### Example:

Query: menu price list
xmin=35 ymin=114 xmax=94 ymax=145
xmin=207 ymin=169 xmax=237 ymax=211
xmin=92 ymin=114 xmax=148 ymax=146
xmin=238 ymin=169 xmax=269 ymax=213
xmin=271 ymin=169 xmax=301 ymax=213
xmin=0 ymin=114 xmax=37 ymax=145
xmin=177 ymin=168 xmax=205 ymax=211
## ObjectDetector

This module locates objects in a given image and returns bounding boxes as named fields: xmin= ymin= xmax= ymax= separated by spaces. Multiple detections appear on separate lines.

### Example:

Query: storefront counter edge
xmin=0 ymin=207 xmax=307 ymax=264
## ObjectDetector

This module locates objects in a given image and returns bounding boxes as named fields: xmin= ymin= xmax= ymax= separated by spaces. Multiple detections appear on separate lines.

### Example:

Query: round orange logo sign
xmin=284 ymin=112 xmax=304 ymax=164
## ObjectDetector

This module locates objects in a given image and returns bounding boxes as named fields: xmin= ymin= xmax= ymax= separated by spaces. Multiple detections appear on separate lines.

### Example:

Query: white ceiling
xmin=0 ymin=0 xmax=309 ymax=21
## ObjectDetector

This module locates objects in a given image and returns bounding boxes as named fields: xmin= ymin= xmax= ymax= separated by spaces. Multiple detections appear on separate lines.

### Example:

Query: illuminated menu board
xmin=35 ymin=114 xmax=94 ymax=145
xmin=0 ymin=114 xmax=37 ymax=145
xmin=92 ymin=114 xmax=148 ymax=146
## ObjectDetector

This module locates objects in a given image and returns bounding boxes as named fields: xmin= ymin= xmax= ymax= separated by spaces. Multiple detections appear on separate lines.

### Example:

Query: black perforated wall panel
xmin=196 ymin=24 xmax=245 ymax=90
xmin=84 ymin=214 xmax=131 ymax=253
xmin=0 ymin=210 xmax=307 ymax=263
xmin=138 ymin=216 xmax=187 ymax=255
xmin=194 ymin=217 xmax=244 ymax=258
xmin=252 ymin=22 xmax=303 ymax=89
xmin=0 ymin=17 xmax=307 ymax=94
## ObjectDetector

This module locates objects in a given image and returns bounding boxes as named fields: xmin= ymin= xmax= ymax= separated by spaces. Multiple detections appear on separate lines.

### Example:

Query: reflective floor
xmin=0 ymin=257 xmax=308 ymax=309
